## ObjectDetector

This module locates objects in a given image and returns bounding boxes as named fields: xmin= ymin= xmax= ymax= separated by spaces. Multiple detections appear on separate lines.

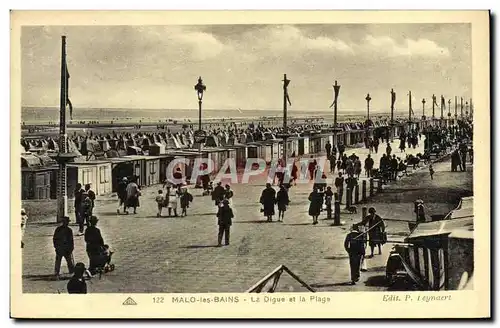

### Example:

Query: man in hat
xmin=53 ymin=216 xmax=75 ymax=279
xmin=67 ymin=262 xmax=88 ymax=294
xmin=84 ymin=216 xmax=104 ymax=275
xmin=217 ymin=199 xmax=234 ymax=246
xmin=74 ymin=183 xmax=84 ymax=228
xmin=344 ymin=224 xmax=366 ymax=285
xmin=360 ymin=207 xmax=385 ymax=257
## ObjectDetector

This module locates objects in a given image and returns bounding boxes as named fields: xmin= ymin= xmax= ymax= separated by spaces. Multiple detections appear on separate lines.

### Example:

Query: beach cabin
xmin=224 ymin=143 xmax=247 ymax=169
xmin=67 ymin=160 xmax=113 ymax=196
xmin=262 ymin=142 xmax=273 ymax=164
xmin=20 ymin=153 xmax=58 ymax=200
xmin=164 ymin=150 xmax=203 ymax=183
xmin=307 ymin=132 xmax=321 ymax=154
xmin=109 ymin=157 xmax=138 ymax=191
xmin=246 ymin=144 xmax=261 ymax=161
xmin=121 ymin=155 xmax=162 ymax=187
xmin=386 ymin=216 xmax=474 ymax=291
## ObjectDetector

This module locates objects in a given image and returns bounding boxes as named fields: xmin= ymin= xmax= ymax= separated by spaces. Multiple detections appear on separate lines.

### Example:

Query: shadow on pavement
xmin=236 ymin=220 xmax=278 ymax=224
xmin=23 ymin=274 xmax=70 ymax=282
xmin=364 ymin=275 xmax=419 ymax=291
xmin=323 ymin=255 xmax=349 ymax=260
xmin=29 ymin=222 xmax=59 ymax=226
xmin=181 ymin=245 xmax=220 ymax=249
xmin=285 ymin=223 xmax=313 ymax=226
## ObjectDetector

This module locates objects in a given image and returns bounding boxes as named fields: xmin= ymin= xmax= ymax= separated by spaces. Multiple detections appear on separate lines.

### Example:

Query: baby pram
xmin=94 ymin=245 xmax=115 ymax=277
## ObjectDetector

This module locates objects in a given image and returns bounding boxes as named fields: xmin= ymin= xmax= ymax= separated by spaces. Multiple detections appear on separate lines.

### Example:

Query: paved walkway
xmin=21 ymin=138 xmax=473 ymax=293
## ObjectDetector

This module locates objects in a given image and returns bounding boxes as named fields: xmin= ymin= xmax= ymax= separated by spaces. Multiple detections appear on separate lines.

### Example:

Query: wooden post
xmin=369 ymin=178 xmax=374 ymax=197
xmin=362 ymin=180 xmax=367 ymax=202
xmin=345 ymin=188 xmax=352 ymax=209
xmin=354 ymin=183 xmax=359 ymax=204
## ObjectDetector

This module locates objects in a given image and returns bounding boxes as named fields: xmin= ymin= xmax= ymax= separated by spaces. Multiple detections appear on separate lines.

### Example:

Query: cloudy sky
xmin=21 ymin=24 xmax=471 ymax=112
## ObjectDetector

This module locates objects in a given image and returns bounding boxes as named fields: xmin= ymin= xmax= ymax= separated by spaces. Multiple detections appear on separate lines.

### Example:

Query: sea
xmin=21 ymin=107 xmax=396 ymax=124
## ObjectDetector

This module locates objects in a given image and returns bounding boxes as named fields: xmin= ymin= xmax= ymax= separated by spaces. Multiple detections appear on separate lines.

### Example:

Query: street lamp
xmin=194 ymin=76 xmax=206 ymax=132
xmin=422 ymin=98 xmax=426 ymax=120
xmin=365 ymin=93 xmax=371 ymax=122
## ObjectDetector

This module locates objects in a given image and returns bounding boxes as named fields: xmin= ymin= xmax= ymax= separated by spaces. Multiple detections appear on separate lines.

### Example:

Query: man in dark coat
xmin=364 ymin=154 xmax=374 ymax=177
xmin=345 ymin=175 xmax=358 ymax=206
xmin=84 ymin=216 xmax=105 ymax=275
xmin=325 ymin=140 xmax=332 ymax=158
xmin=338 ymin=143 xmax=345 ymax=158
xmin=344 ymin=224 xmax=366 ymax=285
xmin=260 ymin=183 xmax=276 ymax=222
xmin=117 ymin=177 xmax=128 ymax=214
xmin=360 ymin=207 xmax=385 ymax=257
xmin=390 ymin=155 xmax=399 ymax=180
xmin=53 ymin=216 xmax=75 ymax=279
xmin=329 ymin=154 xmax=337 ymax=174
xmin=373 ymin=138 xmax=379 ymax=153
xmin=74 ymin=183 xmax=84 ymax=231
xmin=67 ymin=262 xmax=88 ymax=294
xmin=334 ymin=172 xmax=345 ymax=204
xmin=217 ymin=199 xmax=233 ymax=246
xmin=212 ymin=182 xmax=225 ymax=207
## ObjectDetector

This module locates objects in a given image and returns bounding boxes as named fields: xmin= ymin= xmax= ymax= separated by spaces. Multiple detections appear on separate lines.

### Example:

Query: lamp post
xmin=194 ymin=77 xmax=206 ymax=132
xmin=421 ymin=98 xmax=426 ymax=119
xmin=194 ymin=77 xmax=207 ymax=177
xmin=365 ymin=93 xmax=371 ymax=121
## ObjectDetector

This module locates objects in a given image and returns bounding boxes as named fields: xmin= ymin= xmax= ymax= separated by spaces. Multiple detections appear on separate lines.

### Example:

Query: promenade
xmin=21 ymin=136 xmax=473 ymax=293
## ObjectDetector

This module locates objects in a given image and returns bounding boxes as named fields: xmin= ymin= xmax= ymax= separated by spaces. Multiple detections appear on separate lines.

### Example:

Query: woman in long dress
xmin=165 ymin=186 xmax=179 ymax=217
xmin=276 ymin=185 xmax=290 ymax=222
xmin=308 ymin=187 xmax=323 ymax=225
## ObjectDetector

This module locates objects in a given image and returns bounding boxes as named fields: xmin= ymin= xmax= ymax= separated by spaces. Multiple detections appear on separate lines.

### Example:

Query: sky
xmin=21 ymin=24 xmax=472 ymax=113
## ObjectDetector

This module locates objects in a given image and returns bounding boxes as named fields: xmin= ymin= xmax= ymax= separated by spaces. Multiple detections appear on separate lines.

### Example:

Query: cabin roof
xmin=68 ymin=159 xmax=111 ymax=167
xmin=406 ymin=217 xmax=474 ymax=240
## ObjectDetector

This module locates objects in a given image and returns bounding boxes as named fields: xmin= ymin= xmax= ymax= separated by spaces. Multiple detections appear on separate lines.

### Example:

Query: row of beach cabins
xmin=20 ymin=120 xmax=412 ymax=200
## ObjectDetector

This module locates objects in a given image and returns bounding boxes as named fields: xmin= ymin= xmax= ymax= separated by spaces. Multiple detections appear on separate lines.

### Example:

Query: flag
xmin=391 ymin=90 xmax=396 ymax=107
xmin=433 ymin=95 xmax=438 ymax=107
xmin=283 ymin=78 xmax=292 ymax=106
xmin=65 ymin=61 xmax=73 ymax=120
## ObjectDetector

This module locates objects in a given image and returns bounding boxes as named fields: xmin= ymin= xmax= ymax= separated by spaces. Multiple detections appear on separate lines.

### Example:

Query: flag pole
xmin=57 ymin=36 xmax=68 ymax=222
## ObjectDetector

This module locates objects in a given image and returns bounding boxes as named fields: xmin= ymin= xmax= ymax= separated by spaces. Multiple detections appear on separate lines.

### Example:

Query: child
xmin=180 ymin=188 xmax=194 ymax=217
xmin=155 ymin=190 xmax=165 ymax=217
xmin=429 ymin=164 xmax=435 ymax=180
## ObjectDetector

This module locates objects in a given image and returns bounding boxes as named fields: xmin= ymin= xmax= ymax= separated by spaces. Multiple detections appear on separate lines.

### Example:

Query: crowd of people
xmin=22 ymin=117 xmax=474 ymax=292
